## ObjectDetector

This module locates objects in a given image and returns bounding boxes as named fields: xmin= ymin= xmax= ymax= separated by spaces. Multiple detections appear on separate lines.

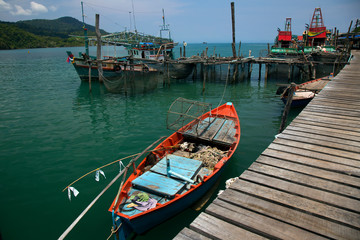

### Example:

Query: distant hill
xmin=0 ymin=17 xmax=109 ymax=50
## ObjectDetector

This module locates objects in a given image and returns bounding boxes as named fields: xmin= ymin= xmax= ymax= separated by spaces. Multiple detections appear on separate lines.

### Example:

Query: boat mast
xmin=160 ymin=9 xmax=171 ymax=41
xmin=81 ymin=1 xmax=89 ymax=56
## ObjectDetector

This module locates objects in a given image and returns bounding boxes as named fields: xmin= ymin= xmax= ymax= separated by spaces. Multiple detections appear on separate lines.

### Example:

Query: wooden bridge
xmin=174 ymin=50 xmax=360 ymax=240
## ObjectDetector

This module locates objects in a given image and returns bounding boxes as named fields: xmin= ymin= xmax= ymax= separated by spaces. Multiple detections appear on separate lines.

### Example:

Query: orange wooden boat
xmin=109 ymin=98 xmax=240 ymax=239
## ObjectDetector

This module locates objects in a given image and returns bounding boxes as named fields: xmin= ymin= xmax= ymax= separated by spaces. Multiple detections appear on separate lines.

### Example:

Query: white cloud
xmin=49 ymin=6 xmax=57 ymax=12
xmin=11 ymin=5 xmax=32 ymax=16
xmin=9 ymin=1 xmax=49 ymax=16
xmin=0 ymin=0 xmax=12 ymax=10
xmin=30 ymin=1 xmax=48 ymax=13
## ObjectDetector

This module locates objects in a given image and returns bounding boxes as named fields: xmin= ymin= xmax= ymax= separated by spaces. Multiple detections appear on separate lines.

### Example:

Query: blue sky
xmin=0 ymin=0 xmax=359 ymax=43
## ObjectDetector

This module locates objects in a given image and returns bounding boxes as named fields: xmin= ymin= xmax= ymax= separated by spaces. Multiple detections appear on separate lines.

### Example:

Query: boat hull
xmin=109 ymin=102 xmax=240 ymax=239
xmin=115 ymin=164 xmax=225 ymax=236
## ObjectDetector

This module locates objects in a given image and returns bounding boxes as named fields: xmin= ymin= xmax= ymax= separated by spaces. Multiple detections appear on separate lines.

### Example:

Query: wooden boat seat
xmin=183 ymin=117 xmax=236 ymax=146
xmin=131 ymin=155 xmax=202 ymax=199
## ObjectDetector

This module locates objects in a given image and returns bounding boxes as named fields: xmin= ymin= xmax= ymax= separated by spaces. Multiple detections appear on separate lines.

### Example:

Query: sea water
xmin=0 ymin=43 xmax=303 ymax=240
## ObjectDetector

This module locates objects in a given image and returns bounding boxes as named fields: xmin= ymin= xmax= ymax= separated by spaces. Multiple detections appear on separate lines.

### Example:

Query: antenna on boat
xmin=81 ymin=1 xmax=89 ymax=56
xmin=131 ymin=0 xmax=137 ymax=32
xmin=160 ymin=9 xmax=171 ymax=40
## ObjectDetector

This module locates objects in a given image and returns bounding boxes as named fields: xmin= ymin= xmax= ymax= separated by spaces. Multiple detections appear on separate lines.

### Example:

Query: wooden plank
xmin=190 ymin=212 xmax=267 ymax=240
xmin=217 ymin=189 xmax=360 ymax=240
xmin=292 ymin=119 xmax=360 ymax=133
xmin=273 ymin=138 xmax=360 ymax=162
xmin=288 ymin=122 xmax=360 ymax=139
xmin=300 ymin=106 xmax=360 ymax=118
xmin=131 ymin=171 xmax=185 ymax=198
xmin=151 ymin=154 xmax=202 ymax=180
xmin=200 ymin=118 xmax=226 ymax=139
xmin=213 ymin=119 xmax=236 ymax=144
xmin=206 ymin=199 xmax=327 ymax=240
xmin=299 ymin=109 xmax=360 ymax=121
xmin=174 ymin=228 xmax=211 ymax=240
xmin=241 ymin=170 xmax=360 ymax=212
xmin=296 ymin=113 xmax=360 ymax=128
xmin=230 ymin=179 xmax=360 ymax=228
xmin=260 ymin=150 xmax=360 ymax=182
xmin=249 ymin=161 xmax=360 ymax=199
xmin=278 ymin=131 xmax=360 ymax=153
xmin=285 ymin=125 xmax=360 ymax=142
xmin=268 ymin=142 xmax=360 ymax=169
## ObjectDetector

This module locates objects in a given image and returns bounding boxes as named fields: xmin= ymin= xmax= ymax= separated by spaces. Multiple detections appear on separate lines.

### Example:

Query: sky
xmin=0 ymin=0 xmax=359 ymax=43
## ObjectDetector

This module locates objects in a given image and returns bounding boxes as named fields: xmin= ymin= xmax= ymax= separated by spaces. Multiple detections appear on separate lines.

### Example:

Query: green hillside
xmin=0 ymin=17 xmax=108 ymax=50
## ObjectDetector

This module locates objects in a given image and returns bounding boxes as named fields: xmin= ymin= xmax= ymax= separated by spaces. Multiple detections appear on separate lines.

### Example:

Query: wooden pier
xmin=174 ymin=51 xmax=360 ymax=240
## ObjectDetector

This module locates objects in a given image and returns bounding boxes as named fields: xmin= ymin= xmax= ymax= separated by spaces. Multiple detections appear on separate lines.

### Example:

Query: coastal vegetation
xmin=0 ymin=17 xmax=108 ymax=50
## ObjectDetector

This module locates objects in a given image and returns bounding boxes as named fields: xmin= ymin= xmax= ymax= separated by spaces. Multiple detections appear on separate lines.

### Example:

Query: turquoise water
xmin=0 ymin=44 xmax=302 ymax=240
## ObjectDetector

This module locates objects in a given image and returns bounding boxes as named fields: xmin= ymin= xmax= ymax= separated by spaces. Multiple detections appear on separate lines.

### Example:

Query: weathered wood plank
xmin=207 ymin=199 xmax=327 ymax=240
xmin=290 ymin=118 xmax=360 ymax=135
xmin=304 ymin=106 xmax=360 ymax=118
xmin=174 ymin=228 xmax=211 ymax=240
xmin=230 ymin=179 xmax=360 ymax=228
xmin=241 ymin=170 xmax=360 ymax=212
xmin=278 ymin=131 xmax=360 ymax=153
xmin=296 ymin=113 xmax=360 ymax=128
xmin=260 ymin=150 xmax=360 ymax=182
xmin=288 ymin=122 xmax=360 ymax=139
xmin=249 ymin=161 xmax=360 ymax=199
xmin=273 ymin=138 xmax=360 ymax=162
xmin=190 ymin=212 xmax=267 ymax=240
xmin=283 ymin=126 xmax=360 ymax=144
xmin=217 ymin=189 xmax=360 ymax=240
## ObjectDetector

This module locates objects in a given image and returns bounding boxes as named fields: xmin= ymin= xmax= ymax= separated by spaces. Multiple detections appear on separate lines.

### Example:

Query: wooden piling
xmin=202 ymin=65 xmax=207 ymax=93
xmin=88 ymin=62 xmax=92 ymax=92
xmin=258 ymin=63 xmax=262 ymax=80
xmin=278 ymin=83 xmax=296 ymax=133
xmin=95 ymin=14 xmax=103 ymax=83
xmin=180 ymin=47 xmax=182 ymax=58
xmin=288 ymin=63 xmax=291 ymax=81
xmin=231 ymin=2 xmax=237 ymax=58
xmin=265 ymin=63 xmax=269 ymax=81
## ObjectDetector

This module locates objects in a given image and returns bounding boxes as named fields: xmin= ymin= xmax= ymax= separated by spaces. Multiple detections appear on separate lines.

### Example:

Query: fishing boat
xmin=108 ymin=98 xmax=240 ymax=239
xmin=280 ymin=76 xmax=331 ymax=107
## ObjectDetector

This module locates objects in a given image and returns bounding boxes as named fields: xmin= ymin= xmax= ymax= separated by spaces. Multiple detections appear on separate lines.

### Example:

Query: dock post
xmin=202 ymin=64 xmax=207 ymax=93
xmin=231 ymin=2 xmax=237 ymax=58
xmin=95 ymin=14 xmax=103 ymax=83
xmin=312 ymin=65 xmax=316 ymax=79
xmin=238 ymin=41 xmax=241 ymax=57
xmin=180 ymin=47 xmax=182 ymax=58
xmin=279 ymin=83 xmax=296 ymax=133
xmin=288 ymin=63 xmax=291 ymax=81
xmin=258 ymin=63 xmax=262 ymax=80
xmin=88 ymin=61 xmax=92 ymax=92
xmin=192 ymin=63 xmax=197 ymax=81
xmin=265 ymin=63 xmax=269 ymax=81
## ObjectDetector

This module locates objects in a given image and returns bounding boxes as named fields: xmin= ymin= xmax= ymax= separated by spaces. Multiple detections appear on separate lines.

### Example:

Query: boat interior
xmin=118 ymin=115 xmax=237 ymax=217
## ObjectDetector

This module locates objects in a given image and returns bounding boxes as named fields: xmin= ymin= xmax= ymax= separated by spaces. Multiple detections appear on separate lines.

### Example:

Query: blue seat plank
xmin=132 ymin=171 xmax=186 ymax=199
xmin=150 ymin=154 xmax=203 ymax=180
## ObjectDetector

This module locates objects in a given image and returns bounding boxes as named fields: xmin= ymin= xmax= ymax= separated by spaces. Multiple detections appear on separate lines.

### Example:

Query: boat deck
xmin=183 ymin=117 xmax=237 ymax=146
xmin=174 ymin=50 xmax=360 ymax=239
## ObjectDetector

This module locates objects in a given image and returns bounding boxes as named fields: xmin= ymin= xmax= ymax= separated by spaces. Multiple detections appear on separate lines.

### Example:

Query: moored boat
xmin=108 ymin=98 xmax=240 ymax=239
xmin=280 ymin=76 xmax=331 ymax=107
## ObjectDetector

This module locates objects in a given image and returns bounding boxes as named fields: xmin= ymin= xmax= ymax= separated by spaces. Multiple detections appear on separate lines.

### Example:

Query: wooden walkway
xmin=174 ymin=50 xmax=360 ymax=240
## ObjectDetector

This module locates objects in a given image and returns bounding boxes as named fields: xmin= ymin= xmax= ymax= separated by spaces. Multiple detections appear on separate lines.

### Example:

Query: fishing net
xmin=166 ymin=97 xmax=212 ymax=132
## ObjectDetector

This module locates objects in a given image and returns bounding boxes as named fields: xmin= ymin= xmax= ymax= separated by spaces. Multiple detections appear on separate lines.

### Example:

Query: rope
xmin=62 ymin=153 xmax=140 ymax=192
xmin=216 ymin=63 xmax=231 ymax=115
xmin=62 ymin=142 xmax=177 ymax=192
xmin=106 ymin=223 xmax=123 ymax=240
